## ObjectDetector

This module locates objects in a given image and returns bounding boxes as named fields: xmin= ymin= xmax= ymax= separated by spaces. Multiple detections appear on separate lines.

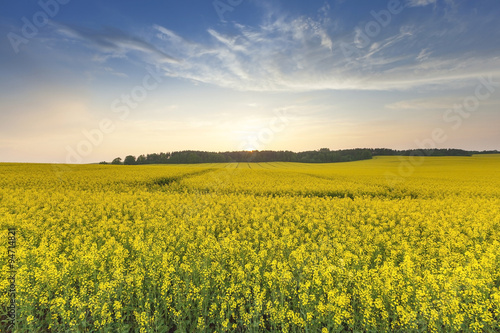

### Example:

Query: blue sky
xmin=1 ymin=0 xmax=499 ymax=163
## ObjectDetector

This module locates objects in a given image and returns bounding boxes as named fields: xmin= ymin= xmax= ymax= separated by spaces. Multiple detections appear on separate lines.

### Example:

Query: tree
xmin=124 ymin=155 xmax=136 ymax=165
xmin=136 ymin=155 xmax=147 ymax=164
xmin=187 ymin=152 xmax=201 ymax=164
xmin=111 ymin=157 xmax=122 ymax=165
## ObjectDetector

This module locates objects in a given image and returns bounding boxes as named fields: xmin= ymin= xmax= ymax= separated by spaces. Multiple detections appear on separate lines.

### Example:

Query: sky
xmin=0 ymin=0 xmax=499 ymax=163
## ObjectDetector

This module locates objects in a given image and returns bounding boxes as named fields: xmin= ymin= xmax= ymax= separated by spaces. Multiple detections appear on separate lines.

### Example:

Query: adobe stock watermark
xmin=239 ymin=108 xmax=292 ymax=151
xmin=7 ymin=0 xmax=71 ymax=54
xmin=6 ymin=228 xmax=16 ymax=331
xmin=385 ymin=75 xmax=499 ymax=186
xmin=64 ymin=65 xmax=163 ymax=164
xmin=340 ymin=0 xmax=404 ymax=70
xmin=213 ymin=0 xmax=244 ymax=22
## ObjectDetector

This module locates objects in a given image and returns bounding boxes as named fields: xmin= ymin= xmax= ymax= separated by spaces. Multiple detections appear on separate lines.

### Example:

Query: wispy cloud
xmin=406 ymin=0 xmax=437 ymax=7
xmin=386 ymin=97 xmax=458 ymax=110
xmin=40 ymin=3 xmax=500 ymax=93
xmin=52 ymin=22 xmax=179 ymax=64
xmin=386 ymin=96 xmax=500 ymax=111
xmin=153 ymin=16 xmax=355 ymax=91
xmin=150 ymin=10 xmax=500 ymax=92
xmin=103 ymin=66 xmax=128 ymax=78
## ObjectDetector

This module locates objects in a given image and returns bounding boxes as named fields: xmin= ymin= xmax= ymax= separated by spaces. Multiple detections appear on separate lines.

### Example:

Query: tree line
xmin=101 ymin=148 xmax=498 ymax=165
xmin=106 ymin=148 xmax=372 ymax=165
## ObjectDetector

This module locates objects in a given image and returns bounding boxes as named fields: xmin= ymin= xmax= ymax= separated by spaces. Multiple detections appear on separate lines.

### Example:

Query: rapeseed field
xmin=1 ymin=156 xmax=499 ymax=332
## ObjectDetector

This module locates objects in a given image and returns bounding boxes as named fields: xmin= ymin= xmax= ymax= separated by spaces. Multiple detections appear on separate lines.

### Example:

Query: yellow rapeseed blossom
xmin=0 ymin=156 xmax=499 ymax=331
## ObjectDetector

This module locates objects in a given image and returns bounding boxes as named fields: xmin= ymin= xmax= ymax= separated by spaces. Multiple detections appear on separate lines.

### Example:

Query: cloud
xmin=153 ymin=16 xmax=354 ymax=91
xmin=406 ymin=0 xmax=437 ymax=7
xmin=386 ymin=96 xmax=500 ymax=111
xmin=44 ymin=3 xmax=500 ymax=93
xmin=52 ymin=23 xmax=178 ymax=64
xmin=150 ymin=10 xmax=500 ymax=93
xmin=103 ymin=67 xmax=128 ymax=78
xmin=416 ymin=48 xmax=431 ymax=62
xmin=386 ymin=97 xmax=457 ymax=110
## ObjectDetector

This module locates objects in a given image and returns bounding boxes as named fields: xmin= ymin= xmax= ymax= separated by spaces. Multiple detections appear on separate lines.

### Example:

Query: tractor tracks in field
xmin=148 ymin=168 xmax=216 ymax=188
xmin=147 ymin=167 xmax=424 ymax=200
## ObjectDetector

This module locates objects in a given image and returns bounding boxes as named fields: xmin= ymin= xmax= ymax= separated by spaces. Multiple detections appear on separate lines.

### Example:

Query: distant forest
xmin=104 ymin=148 xmax=499 ymax=165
